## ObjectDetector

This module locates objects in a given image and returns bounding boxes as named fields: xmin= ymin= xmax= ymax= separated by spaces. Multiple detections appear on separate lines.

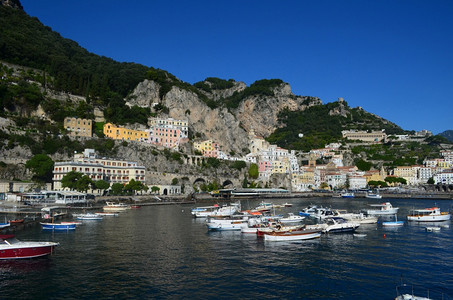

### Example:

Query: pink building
xmin=149 ymin=127 xmax=186 ymax=148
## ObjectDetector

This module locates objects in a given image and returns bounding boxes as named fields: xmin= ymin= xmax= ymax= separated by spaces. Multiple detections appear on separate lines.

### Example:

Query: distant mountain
xmin=439 ymin=130 xmax=453 ymax=142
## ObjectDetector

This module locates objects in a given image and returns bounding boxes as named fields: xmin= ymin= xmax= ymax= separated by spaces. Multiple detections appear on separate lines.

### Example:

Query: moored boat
xmin=322 ymin=217 xmax=360 ymax=233
xmin=407 ymin=207 xmax=451 ymax=222
xmin=40 ymin=222 xmax=76 ymax=230
xmin=103 ymin=202 xmax=129 ymax=212
xmin=95 ymin=212 xmax=119 ymax=217
xmin=0 ymin=234 xmax=59 ymax=259
xmin=76 ymin=213 xmax=103 ymax=220
xmin=9 ymin=219 xmax=25 ymax=225
xmin=382 ymin=214 xmax=404 ymax=227
xmin=0 ymin=222 xmax=11 ymax=229
xmin=365 ymin=192 xmax=382 ymax=199
xmin=341 ymin=192 xmax=355 ymax=198
xmin=280 ymin=213 xmax=305 ymax=224
xmin=366 ymin=202 xmax=399 ymax=215
xmin=263 ymin=229 xmax=322 ymax=242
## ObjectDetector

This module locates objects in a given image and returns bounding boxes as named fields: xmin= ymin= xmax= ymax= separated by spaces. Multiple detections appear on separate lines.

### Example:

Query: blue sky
xmin=20 ymin=0 xmax=453 ymax=134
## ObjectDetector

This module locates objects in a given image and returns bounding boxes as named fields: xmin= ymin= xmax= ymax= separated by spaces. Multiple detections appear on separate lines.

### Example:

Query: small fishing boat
xmin=407 ymin=207 xmax=451 ymax=222
xmin=382 ymin=214 xmax=404 ymax=227
xmin=341 ymin=192 xmax=355 ymax=198
xmin=0 ymin=235 xmax=59 ymax=259
xmin=365 ymin=192 xmax=382 ymax=199
xmin=103 ymin=202 xmax=129 ymax=212
xmin=263 ymin=229 xmax=322 ymax=242
xmin=0 ymin=223 xmax=11 ymax=229
xmin=8 ymin=219 xmax=25 ymax=225
xmin=40 ymin=222 xmax=76 ymax=230
xmin=76 ymin=213 xmax=103 ymax=220
xmin=95 ymin=212 xmax=119 ymax=217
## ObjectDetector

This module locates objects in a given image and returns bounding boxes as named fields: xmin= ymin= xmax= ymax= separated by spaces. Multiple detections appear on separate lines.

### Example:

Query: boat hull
xmin=0 ymin=243 xmax=58 ymax=259
xmin=382 ymin=221 xmax=404 ymax=227
xmin=407 ymin=214 xmax=450 ymax=222
xmin=40 ymin=223 xmax=76 ymax=230
xmin=264 ymin=230 xmax=321 ymax=241
xmin=366 ymin=208 xmax=398 ymax=215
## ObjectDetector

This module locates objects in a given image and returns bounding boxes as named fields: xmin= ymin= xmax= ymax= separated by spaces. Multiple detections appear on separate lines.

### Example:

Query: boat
xmin=0 ymin=234 xmax=59 ymax=259
xmin=8 ymin=219 xmax=25 ymax=225
xmin=95 ymin=212 xmax=119 ymax=217
xmin=366 ymin=192 xmax=382 ymax=199
xmin=76 ymin=213 xmax=103 ymax=220
xmin=395 ymin=281 xmax=438 ymax=300
xmin=334 ymin=210 xmax=378 ymax=224
xmin=103 ymin=202 xmax=129 ymax=212
xmin=0 ymin=223 xmax=11 ymax=229
xmin=322 ymin=217 xmax=360 ymax=233
xmin=280 ymin=213 xmax=305 ymax=224
xmin=256 ymin=223 xmax=307 ymax=236
xmin=263 ymin=229 xmax=322 ymax=242
xmin=206 ymin=215 xmax=249 ymax=231
xmin=130 ymin=205 xmax=141 ymax=209
xmin=40 ymin=222 xmax=76 ymax=230
xmin=382 ymin=214 xmax=404 ymax=227
xmin=191 ymin=205 xmax=221 ymax=218
xmin=407 ymin=207 xmax=451 ymax=222
xmin=366 ymin=202 xmax=399 ymax=215
xmin=353 ymin=233 xmax=367 ymax=238
xmin=341 ymin=192 xmax=355 ymax=198
xmin=282 ymin=202 xmax=293 ymax=207
xmin=299 ymin=204 xmax=321 ymax=217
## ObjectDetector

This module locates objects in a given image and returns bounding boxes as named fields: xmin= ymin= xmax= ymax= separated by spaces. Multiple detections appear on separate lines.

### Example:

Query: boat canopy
xmin=0 ymin=235 xmax=15 ymax=240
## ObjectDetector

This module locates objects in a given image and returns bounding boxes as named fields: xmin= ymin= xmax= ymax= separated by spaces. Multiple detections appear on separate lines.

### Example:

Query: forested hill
xmin=0 ymin=2 xmax=149 ymax=103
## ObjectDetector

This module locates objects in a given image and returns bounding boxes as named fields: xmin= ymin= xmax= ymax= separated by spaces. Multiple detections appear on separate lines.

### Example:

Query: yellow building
xmin=194 ymin=140 xmax=219 ymax=157
xmin=271 ymin=159 xmax=290 ymax=174
xmin=103 ymin=123 xmax=149 ymax=142
xmin=64 ymin=117 xmax=92 ymax=137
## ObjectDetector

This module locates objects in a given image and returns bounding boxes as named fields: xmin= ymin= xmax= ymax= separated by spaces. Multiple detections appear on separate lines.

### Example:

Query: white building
xmin=434 ymin=172 xmax=453 ymax=185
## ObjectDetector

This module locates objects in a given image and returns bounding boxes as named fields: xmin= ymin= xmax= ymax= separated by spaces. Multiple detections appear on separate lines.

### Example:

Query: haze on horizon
xmin=19 ymin=0 xmax=453 ymax=134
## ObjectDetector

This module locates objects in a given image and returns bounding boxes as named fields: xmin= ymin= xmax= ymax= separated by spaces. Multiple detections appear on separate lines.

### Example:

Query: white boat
xmin=334 ymin=210 xmax=378 ymax=224
xmin=322 ymin=217 xmax=360 ymax=233
xmin=366 ymin=192 xmax=382 ymax=199
xmin=280 ymin=213 xmax=305 ymax=224
xmin=353 ymin=233 xmax=367 ymax=238
xmin=76 ymin=213 xmax=103 ymax=220
xmin=206 ymin=215 xmax=248 ymax=231
xmin=0 ymin=234 xmax=59 ymax=259
xmin=407 ymin=207 xmax=451 ymax=222
xmin=299 ymin=204 xmax=321 ymax=217
xmin=382 ymin=214 xmax=404 ymax=227
xmin=263 ymin=229 xmax=322 ymax=242
xmin=95 ymin=212 xmax=119 ymax=217
xmin=366 ymin=202 xmax=399 ymax=215
xmin=191 ymin=205 xmax=220 ymax=218
xmin=103 ymin=202 xmax=129 ymax=212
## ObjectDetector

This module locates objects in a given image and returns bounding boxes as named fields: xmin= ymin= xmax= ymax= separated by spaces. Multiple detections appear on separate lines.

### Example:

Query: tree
xmin=171 ymin=178 xmax=179 ymax=185
xmin=76 ymin=175 xmax=93 ymax=192
xmin=110 ymin=183 xmax=124 ymax=195
xmin=61 ymin=171 xmax=83 ymax=190
xmin=95 ymin=180 xmax=110 ymax=193
xmin=151 ymin=186 xmax=160 ymax=194
xmin=427 ymin=177 xmax=435 ymax=184
xmin=124 ymin=179 xmax=146 ymax=195
xmin=25 ymin=154 xmax=54 ymax=182
xmin=355 ymin=159 xmax=373 ymax=171
xmin=248 ymin=163 xmax=259 ymax=179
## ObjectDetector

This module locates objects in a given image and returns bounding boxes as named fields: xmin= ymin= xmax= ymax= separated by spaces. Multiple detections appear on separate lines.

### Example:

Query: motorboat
xmin=282 ymin=202 xmax=293 ymax=207
xmin=407 ymin=207 xmax=451 ymax=222
xmin=280 ymin=213 xmax=305 ymax=224
xmin=256 ymin=223 xmax=305 ymax=236
xmin=299 ymin=204 xmax=321 ymax=217
xmin=206 ymin=215 xmax=249 ymax=231
xmin=191 ymin=205 xmax=219 ymax=218
xmin=322 ymin=217 xmax=360 ymax=233
xmin=103 ymin=202 xmax=129 ymax=212
xmin=8 ymin=219 xmax=24 ymax=225
xmin=60 ymin=221 xmax=82 ymax=226
xmin=334 ymin=210 xmax=378 ymax=224
xmin=263 ymin=229 xmax=322 ymax=242
xmin=0 ymin=234 xmax=59 ymax=259
xmin=365 ymin=192 xmax=382 ymax=199
xmin=254 ymin=201 xmax=275 ymax=212
xmin=353 ymin=233 xmax=367 ymax=238
xmin=425 ymin=226 xmax=441 ymax=232
xmin=366 ymin=202 xmax=399 ymax=215
xmin=40 ymin=222 xmax=76 ymax=230
xmin=382 ymin=214 xmax=404 ymax=227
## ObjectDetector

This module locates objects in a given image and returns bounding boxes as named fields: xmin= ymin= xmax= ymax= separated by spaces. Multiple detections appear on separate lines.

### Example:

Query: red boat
xmin=0 ymin=235 xmax=59 ymax=259
xmin=8 ymin=219 xmax=24 ymax=225
xmin=130 ymin=205 xmax=141 ymax=209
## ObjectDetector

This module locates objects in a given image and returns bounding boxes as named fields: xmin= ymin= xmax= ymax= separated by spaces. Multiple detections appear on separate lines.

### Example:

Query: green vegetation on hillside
xmin=266 ymin=101 xmax=406 ymax=151
xmin=193 ymin=77 xmax=235 ymax=92
xmin=223 ymin=79 xmax=284 ymax=109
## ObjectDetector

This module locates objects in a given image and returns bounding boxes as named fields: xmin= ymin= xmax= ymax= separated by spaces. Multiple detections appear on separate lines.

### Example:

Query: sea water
xmin=1 ymin=197 xmax=452 ymax=299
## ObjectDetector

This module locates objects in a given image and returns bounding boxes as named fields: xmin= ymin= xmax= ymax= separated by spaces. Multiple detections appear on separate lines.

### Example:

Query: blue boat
xmin=40 ymin=222 xmax=76 ymax=230
xmin=382 ymin=214 xmax=404 ymax=227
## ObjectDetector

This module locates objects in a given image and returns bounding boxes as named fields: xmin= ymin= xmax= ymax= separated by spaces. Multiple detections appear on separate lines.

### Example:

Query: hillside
xmin=439 ymin=130 xmax=453 ymax=142
xmin=0 ymin=0 xmax=451 ymax=188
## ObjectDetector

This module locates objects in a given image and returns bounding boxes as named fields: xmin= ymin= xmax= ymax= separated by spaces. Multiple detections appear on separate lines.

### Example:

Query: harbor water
xmin=1 ymin=197 xmax=452 ymax=299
